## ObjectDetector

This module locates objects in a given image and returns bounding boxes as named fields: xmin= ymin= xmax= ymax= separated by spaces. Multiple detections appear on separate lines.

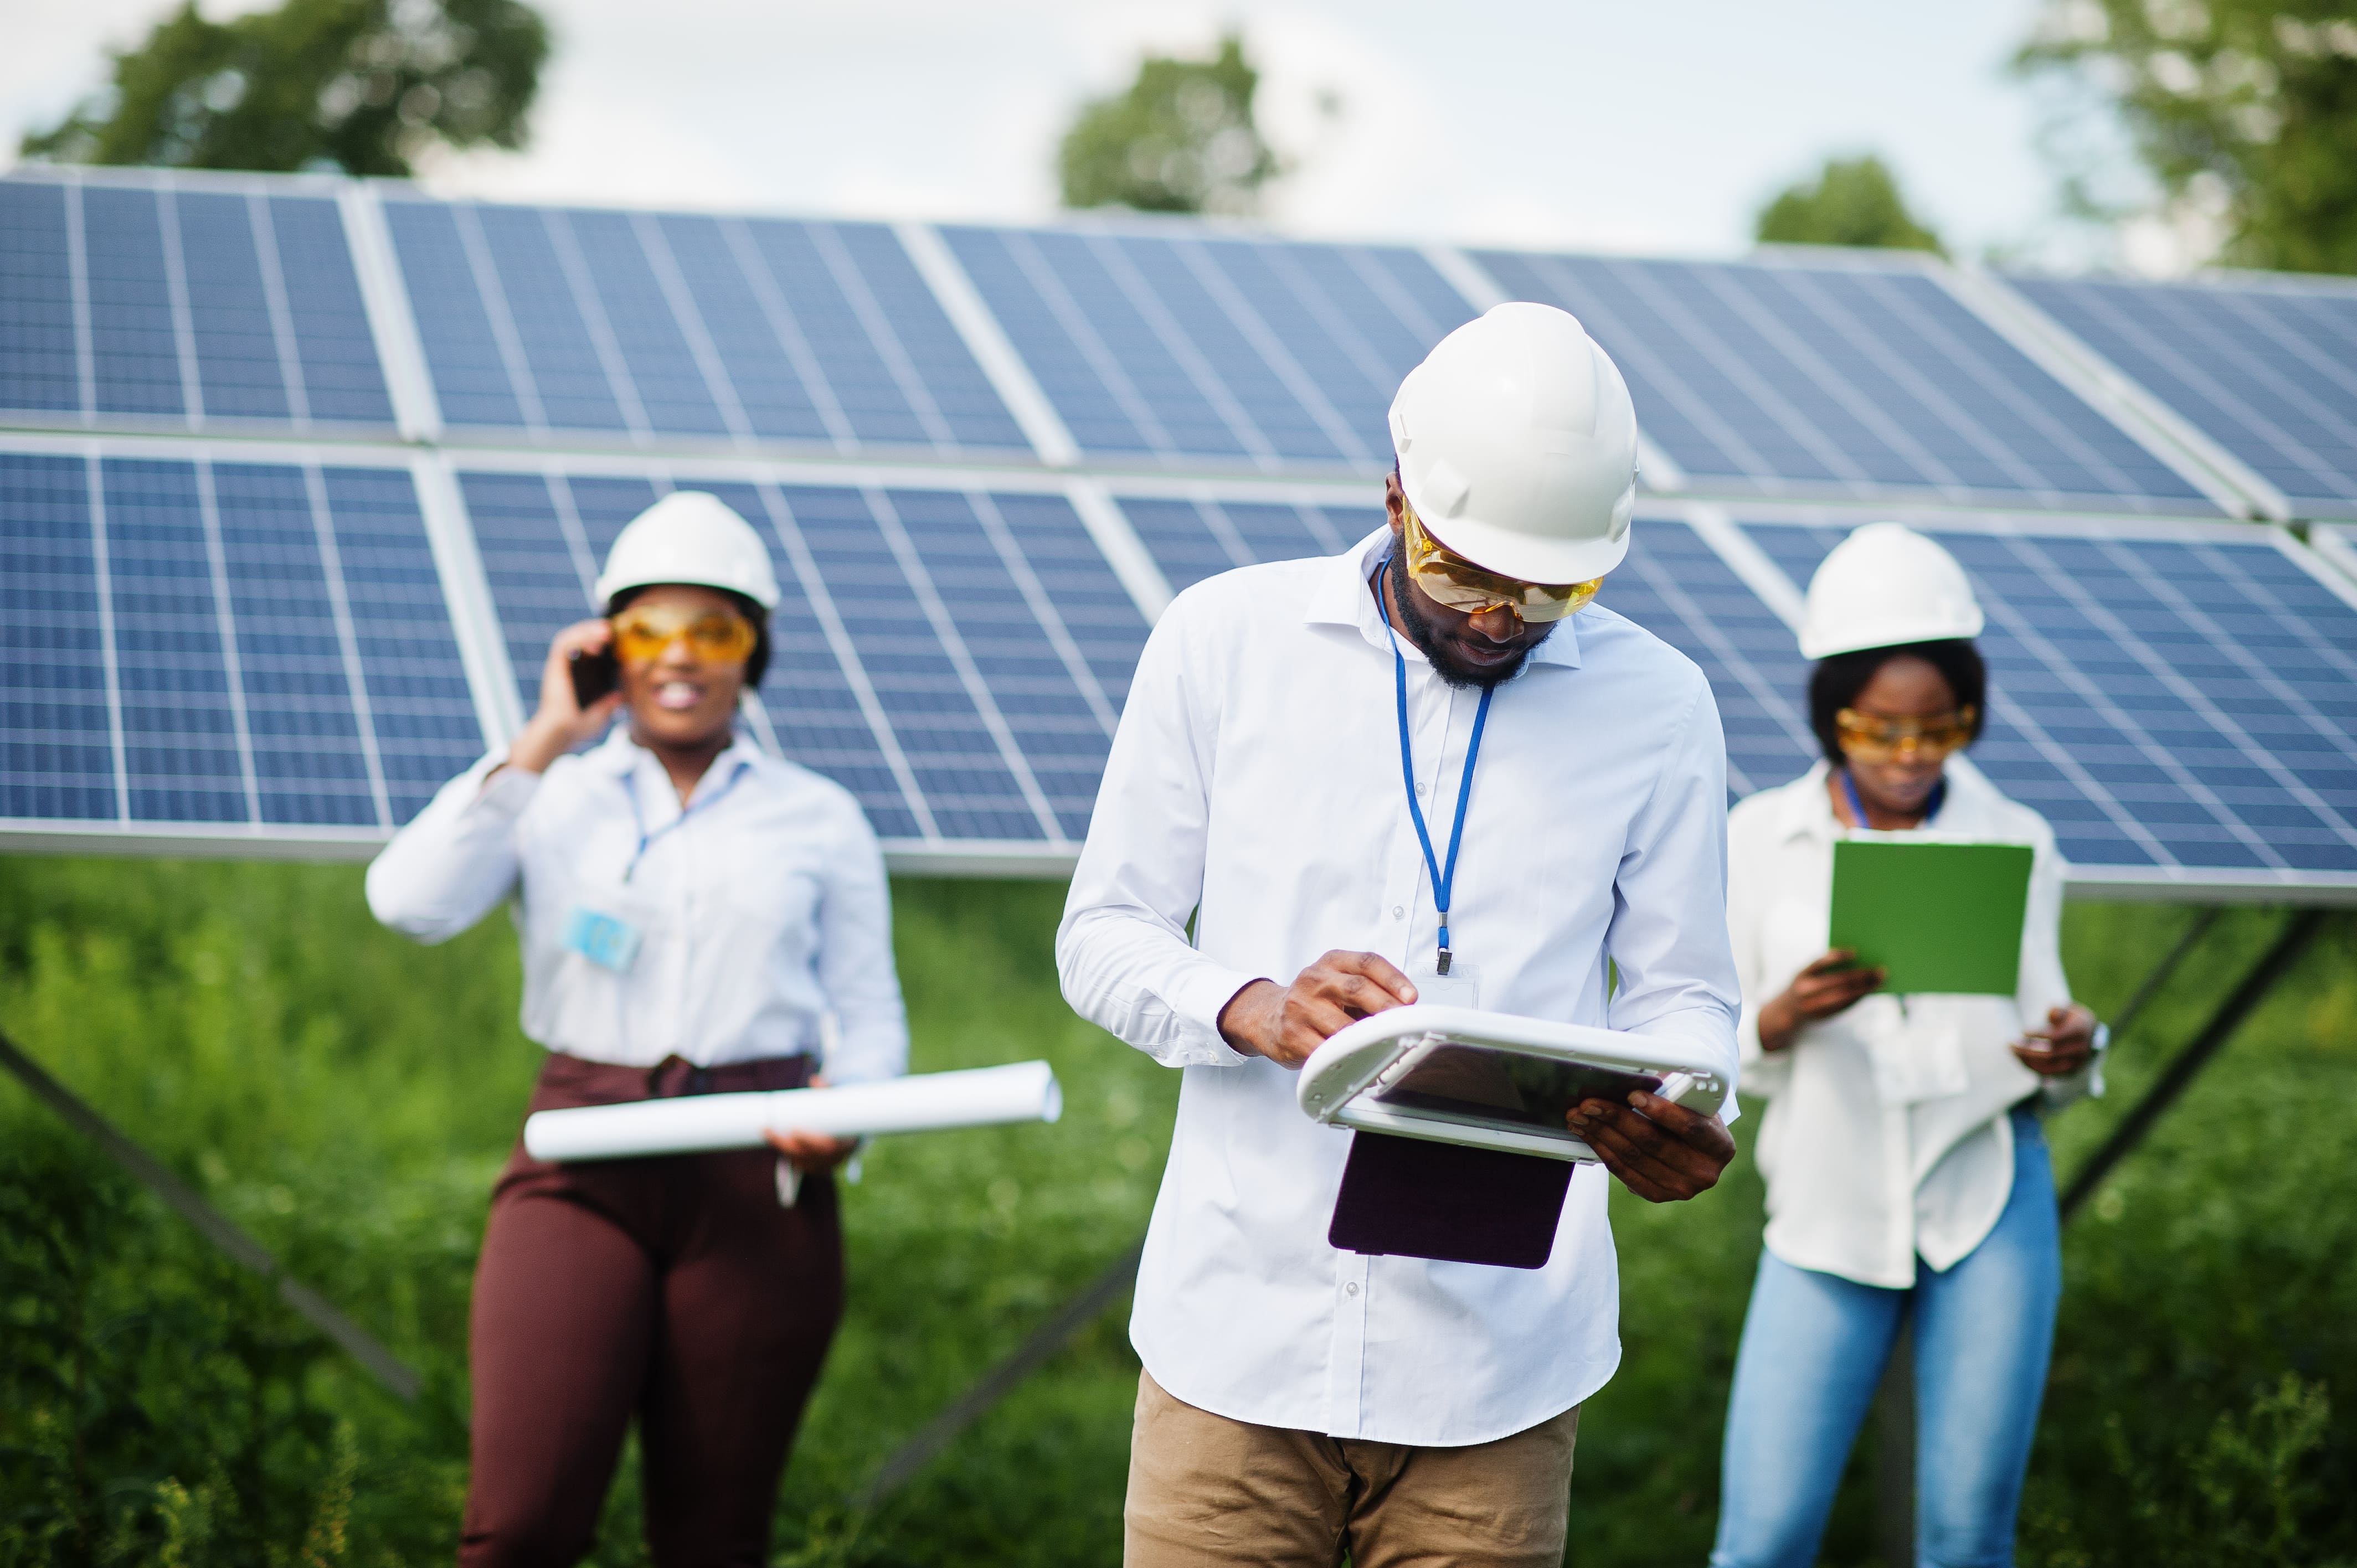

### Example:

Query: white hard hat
xmin=1798 ymin=522 xmax=1984 ymax=659
xmin=1387 ymin=301 xmax=1640 ymax=584
xmin=593 ymin=491 xmax=780 ymax=612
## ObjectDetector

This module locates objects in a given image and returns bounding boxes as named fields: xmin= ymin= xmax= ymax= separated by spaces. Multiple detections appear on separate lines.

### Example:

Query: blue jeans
xmin=1711 ymin=1107 xmax=2061 ymax=1568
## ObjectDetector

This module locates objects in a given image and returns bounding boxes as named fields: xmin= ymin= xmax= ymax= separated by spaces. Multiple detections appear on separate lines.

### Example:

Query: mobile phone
xmin=568 ymin=644 xmax=619 ymax=708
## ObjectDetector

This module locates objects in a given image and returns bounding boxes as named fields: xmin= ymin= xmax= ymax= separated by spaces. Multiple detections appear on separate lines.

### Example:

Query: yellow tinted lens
xmin=610 ymin=607 xmax=756 ymax=664
xmin=1404 ymin=507 xmax=1600 ymax=622
xmin=1835 ymin=707 xmax=1977 ymax=762
xmin=685 ymin=613 xmax=757 ymax=659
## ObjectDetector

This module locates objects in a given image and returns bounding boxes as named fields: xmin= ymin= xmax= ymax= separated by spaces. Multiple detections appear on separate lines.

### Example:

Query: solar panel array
xmin=0 ymin=436 xmax=478 ymax=844
xmin=1471 ymin=250 xmax=2212 ymax=513
xmin=2004 ymin=271 xmax=2357 ymax=520
xmin=2 ymin=164 xmax=2353 ymax=898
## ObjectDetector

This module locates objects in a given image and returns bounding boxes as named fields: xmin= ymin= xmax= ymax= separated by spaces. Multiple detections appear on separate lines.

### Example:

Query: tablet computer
xmin=1300 ymin=1007 xmax=1729 ymax=1270
xmin=1297 ymin=1005 xmax=1729 ymax=1162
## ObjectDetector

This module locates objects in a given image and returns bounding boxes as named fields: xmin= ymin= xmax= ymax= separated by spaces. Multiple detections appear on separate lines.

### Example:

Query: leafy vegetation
xmin=1756 ymin=154 xmax=1946 ymax=255
xmin=1058 ymin=32 xmax=1282 ymax=216
xmin=2015 ymin=0 xmax=2357 ymax=275
xmin=20 ymin=0 xmax=547 ymax=177
xmin=0 ymin=858 xmax=2349 ymax=1565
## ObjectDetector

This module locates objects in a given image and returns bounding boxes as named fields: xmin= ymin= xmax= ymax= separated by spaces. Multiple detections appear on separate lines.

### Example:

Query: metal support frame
xmin=2060 ymin=909 xmax=2326 ymax=1221
xmin=849 ymin=1238 xmax=1144 ymax=1511
xmin=0 ymin=1026 xmax=421 ymax=1403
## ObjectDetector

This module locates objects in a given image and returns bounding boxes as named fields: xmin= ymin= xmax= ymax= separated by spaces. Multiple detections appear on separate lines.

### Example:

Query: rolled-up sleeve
xmin=1057 ymin=604 xmax=1259 ymax=1070
xmin=1604 ymin=673 xmax=1743 ymax=1113
xmin=364 ymin=752 xmax=536 ymax=943
xmin=814 ymin=806 xmax=908 ymax=1086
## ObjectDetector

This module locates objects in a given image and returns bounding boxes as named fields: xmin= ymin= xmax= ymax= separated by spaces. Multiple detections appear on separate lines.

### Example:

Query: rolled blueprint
xmin=523 ymin=1061 xmax=1062 ymax=1163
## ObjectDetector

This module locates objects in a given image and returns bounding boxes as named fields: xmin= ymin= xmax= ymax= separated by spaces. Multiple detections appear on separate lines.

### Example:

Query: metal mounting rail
xmin=0 ymin=1027 xmax=421 ymax=1403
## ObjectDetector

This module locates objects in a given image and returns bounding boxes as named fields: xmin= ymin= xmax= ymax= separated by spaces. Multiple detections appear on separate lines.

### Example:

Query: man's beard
xmin=1387 ymin=546 xmax=1547 ymax=690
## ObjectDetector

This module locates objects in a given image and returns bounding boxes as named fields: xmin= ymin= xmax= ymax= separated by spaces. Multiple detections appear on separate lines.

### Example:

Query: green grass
xmin=0 ymin=858 xmax=2350 ymax=1565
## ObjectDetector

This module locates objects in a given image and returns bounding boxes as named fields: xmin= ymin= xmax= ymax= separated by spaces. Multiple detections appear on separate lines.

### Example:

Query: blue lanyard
xmin=1380 ymin=550 xmax=1493 ymax=974
xmin=620 ymin=752 xmax=748 ymax=881
xmin=1840 ymin=768 xmax=1944 ymax=831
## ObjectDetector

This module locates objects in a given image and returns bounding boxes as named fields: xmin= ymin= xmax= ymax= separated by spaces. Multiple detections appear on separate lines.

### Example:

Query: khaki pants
xmin=1123 ymin=1369 xmax=1579 ymax=1568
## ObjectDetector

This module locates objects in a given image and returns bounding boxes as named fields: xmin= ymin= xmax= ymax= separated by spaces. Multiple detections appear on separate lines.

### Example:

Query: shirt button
xmin=1345 ymin=1282 xmax=1359 ymax=1296
xmin=1415 ymin=782 xmax=1427 ymax=795
xmin=1392 ymin=906 xmax=1405 ymax=919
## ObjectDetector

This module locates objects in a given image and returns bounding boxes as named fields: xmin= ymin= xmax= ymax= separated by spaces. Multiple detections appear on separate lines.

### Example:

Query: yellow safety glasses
xmin=1835 ymin=706 xmax=1979 ymax=764
xmin=609 ymin=604 xmax=759 ymax=665
xmin=1403 ymin=503 xmax=1602 ymax=623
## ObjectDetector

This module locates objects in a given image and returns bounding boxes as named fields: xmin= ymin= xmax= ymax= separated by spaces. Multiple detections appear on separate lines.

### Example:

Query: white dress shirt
xmin=1058 ymin=529 xmax=1741 ymax=1447
xmin=1728 ymin=757 xmax=2098 ymax=1289
xmin=367 ymin=728 xmax=908 ymax=1081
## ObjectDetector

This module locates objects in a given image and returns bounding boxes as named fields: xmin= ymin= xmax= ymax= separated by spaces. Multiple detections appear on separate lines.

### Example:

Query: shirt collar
xmin=1306 ymin=527 xmax=1581 ymax=672
xmin=1772 ymin=754 xmax=1997 ymax=843
xmin=586 ymin=724 xmax=766 ymax=803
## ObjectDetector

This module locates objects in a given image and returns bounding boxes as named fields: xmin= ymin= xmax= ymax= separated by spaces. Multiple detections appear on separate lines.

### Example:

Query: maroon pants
xmin=459 ymin=1053 xmax=844 ymax=1568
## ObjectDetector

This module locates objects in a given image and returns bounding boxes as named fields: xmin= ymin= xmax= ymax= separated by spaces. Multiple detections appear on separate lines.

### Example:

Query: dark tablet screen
xmin=1368 ymin=1044 xmax=1662 ymax=1134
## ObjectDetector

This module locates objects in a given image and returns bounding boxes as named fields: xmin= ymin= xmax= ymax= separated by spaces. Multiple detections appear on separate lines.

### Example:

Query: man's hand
xmin=1756 ymin=949 xmax=1884 ymax=1053
xmin=1217 ymin=951 xmax=1419 ymax=1069
xmin=1565 ymin=1091 xmax=1734 ymax=1203
xmin=2012 ymin=1003 xmax=2099 ymax=1077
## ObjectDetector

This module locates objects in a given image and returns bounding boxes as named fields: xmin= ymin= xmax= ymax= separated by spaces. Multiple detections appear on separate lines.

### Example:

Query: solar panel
xmin=0 ymin=172 xmax=395 ymax=434
xmin=0 ymin=437 xmax=482 ymax=846
xmin=1740 ymin=514 xmax=2357 ymax=890
xmin=941 ymin=226 xmax=1474 ymax=472
xmin=456 ymin=463 xmax=1147 ymax=850
xmin=1113 ymin=494 xmax=1819 ymax=797
xmin=1471 ymin=249 xmax=2215 ymax=514
xmin=382 ymin=198 xmax=1031 ymax=455
xmin=4 ymin=167 xmax=2354 ymax=895
xmin=2004 ymin=271 xmax=2357 ymax=520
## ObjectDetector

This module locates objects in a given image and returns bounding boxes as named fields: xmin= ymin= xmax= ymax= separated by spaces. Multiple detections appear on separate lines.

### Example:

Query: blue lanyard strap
xmin=1382 ymin=552 xmax=1493 ymax=975
xmin=621 ymin=752 xmax=748 ymax=881
xmin=1840 ymin=768 xmax=1944 ymax=831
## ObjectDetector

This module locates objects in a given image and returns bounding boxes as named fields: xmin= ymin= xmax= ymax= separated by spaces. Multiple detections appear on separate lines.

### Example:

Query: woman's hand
xmin=504 ymin=619 xmax=625 ymax=776
xmin=2012 ymin=1004 xmax=2099 ymax=1077
xmin=764 ymin=1075 xmax=860 ymax=1173
xmin=1756 ymin=950 xmax=1885 ymax=1053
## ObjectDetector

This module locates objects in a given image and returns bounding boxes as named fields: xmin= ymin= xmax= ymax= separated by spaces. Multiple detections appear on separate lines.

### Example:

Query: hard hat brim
xmin=1400 ymin=487 xmax=1633 ymax=586
xmin=1798 ymin=608 xmax=1986 ymax=661
xmin=593 ymin=568 xmax=780 ymax=613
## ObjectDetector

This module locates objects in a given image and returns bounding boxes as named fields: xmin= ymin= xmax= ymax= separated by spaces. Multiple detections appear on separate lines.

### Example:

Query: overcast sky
xmin=8 ymin=0 xmax=2162 ymax=267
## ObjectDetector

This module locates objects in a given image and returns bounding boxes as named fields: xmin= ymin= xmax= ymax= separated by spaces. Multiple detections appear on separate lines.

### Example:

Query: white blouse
xmin=1728 ymin=757 xmax=2099 ymax=1288
xmin=366 ymin=729 xmax=908 ymax=1082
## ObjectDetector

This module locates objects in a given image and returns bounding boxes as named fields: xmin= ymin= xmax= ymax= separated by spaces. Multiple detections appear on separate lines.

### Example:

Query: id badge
xmin=1411 ymin=956 xmax=1481 ymax=1009
xmin=563 ymin=901 xmax=645 ymax=973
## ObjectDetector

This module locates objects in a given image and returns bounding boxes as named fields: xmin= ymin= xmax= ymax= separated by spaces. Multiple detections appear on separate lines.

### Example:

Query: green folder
xmin=1828 ymin=838 xmax=2034 ymax=996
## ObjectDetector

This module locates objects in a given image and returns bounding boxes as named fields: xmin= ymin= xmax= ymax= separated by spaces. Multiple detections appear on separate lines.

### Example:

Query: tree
xmin=1058 ymin=32 xmax=1282 ymax=216
xmin=21 ymin=0 xmax=548 ymax=178
xmin=2015 ymin=0 xmax=2357 ymax=275
xmin=1756 ymin=154 xmax=1946 ymax=254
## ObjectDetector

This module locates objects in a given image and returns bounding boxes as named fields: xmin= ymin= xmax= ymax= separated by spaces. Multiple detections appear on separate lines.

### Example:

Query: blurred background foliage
xmin=1756 ymin=153 xmax=1947 ymax=254
xmin=2015 ymin=0 xmax=2357 ymax=275
xmin=18 ymin=0 xmax=548 ymax=178
xmin=0 ymin=857 xmax=2350 ymax=1565
xmin=1058 ymin=31 xmax=1282 ymax=216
